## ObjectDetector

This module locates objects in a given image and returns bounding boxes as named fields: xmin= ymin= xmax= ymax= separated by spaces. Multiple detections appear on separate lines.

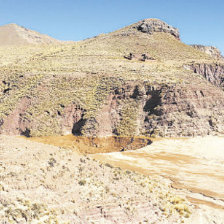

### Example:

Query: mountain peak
xmin=0 ymin=23 xmax=60 ymax=45
xmin=6 ymin=23 xmax=20 ymax=26
xmin=131 ymin=18 xmax=180 ymax=39
xmin=2 ymin=23 xmax=29 ymax=31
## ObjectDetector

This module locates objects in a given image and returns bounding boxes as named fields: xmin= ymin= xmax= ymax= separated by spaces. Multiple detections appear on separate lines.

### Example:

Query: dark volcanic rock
xmin=133 ymin=19 xmax=180 ymax=39
xmin=91 ymin=81 xmax=224 ymax=137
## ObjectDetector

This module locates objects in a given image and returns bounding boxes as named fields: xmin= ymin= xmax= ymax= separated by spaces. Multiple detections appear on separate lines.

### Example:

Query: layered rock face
xmin=90 ymin=82 xmax=224 ymax=137
xmin=186 ymin=63 xmax=224 ymax=89
xmin=1 ymin=80 xmax=224 ymax=138
xmin=0 ymin=97 xmax=31 ymax=136
xmin=191 ymin=45 xmax=223 ymax=58
xmin=132 ymin=19 xmax=180 ymax=39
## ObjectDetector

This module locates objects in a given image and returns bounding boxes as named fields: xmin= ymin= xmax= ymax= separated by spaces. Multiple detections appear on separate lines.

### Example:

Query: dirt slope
xmin=0 ymin=135 xmax=193 ymax=223
xmin=0 ymin=23 xmax=60 ymax=45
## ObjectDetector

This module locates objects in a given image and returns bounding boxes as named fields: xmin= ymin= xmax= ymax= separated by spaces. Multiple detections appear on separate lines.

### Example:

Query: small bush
xmin=78 ymin=180 xmax=86 ymax=186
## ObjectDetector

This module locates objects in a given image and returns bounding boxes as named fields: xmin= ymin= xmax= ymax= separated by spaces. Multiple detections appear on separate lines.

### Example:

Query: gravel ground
xmin=0 ymin=135 xmax=193 ymax=224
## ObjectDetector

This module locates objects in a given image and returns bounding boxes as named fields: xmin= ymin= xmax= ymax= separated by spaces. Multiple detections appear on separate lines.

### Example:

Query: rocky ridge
xmin=185 ymin=63 xmax=224 ymax=90
xmin=191 ymin=45 xmax=223 ymax=58
xmin=1 ymin=79 xmax=224 ymax=137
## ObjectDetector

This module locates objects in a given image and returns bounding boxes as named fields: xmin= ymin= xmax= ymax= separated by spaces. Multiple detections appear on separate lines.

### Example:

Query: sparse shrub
xmin=78 ymin=180 xmax=86 ymax=186
xmin=105 ymin=163 xmax=113 ymax=168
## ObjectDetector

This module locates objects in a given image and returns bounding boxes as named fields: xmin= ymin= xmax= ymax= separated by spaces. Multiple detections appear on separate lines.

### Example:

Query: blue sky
xmin=0 ymin=0 xmax=223 ymax=54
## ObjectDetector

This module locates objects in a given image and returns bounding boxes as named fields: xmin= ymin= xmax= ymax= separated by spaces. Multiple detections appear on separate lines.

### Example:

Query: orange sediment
xmin=22 ymin=134 xmax=152 ymax=154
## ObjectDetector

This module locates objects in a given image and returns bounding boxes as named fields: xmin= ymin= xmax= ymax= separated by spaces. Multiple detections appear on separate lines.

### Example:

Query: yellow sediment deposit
xmin=23 ymin=134 xmax=152 ymax=154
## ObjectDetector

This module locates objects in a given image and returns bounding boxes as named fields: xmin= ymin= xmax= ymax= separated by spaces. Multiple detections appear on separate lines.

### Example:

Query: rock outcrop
xmin=191 ymin=45 xmax=223 ymax=58
xmin=94 ymin=82 xmax=224 ymax=137
xmin=124 ymin=53 xmax=155 ymax=61
xmin=185 ymin=63 xmax=224 ymax=89
xmin=0 ymin=97 xmax=31 ymax=136
xmin=132 ymin=18 xmax=180 ymax=39
xmin=61 ymin=104 xmax=85 ymax=135
xmin=2 ymin=79 xmax=223 ymax=138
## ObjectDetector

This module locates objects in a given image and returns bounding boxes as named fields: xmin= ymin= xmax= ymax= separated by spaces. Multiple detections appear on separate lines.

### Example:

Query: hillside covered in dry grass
xmin=0 ymin=19 xmax=224 ymax=137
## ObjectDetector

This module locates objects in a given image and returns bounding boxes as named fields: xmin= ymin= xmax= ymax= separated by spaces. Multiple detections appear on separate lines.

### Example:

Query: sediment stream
xmin=91 ymin=136 xmax=224 ymax=212
xmin=25 ymin=135 xmax=152 ymax=154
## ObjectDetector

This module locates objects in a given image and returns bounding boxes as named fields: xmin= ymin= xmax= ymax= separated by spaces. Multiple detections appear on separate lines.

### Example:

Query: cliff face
xmin=185 ymin=63 xmax=224 ymax=89
xmin=92 ymin=82 xmax=224 ymax=137
xmin=1 ymin=79 xmax=224 ymax=137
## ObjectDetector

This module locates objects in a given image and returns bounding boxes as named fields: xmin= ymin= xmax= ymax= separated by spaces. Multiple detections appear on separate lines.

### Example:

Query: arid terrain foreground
xmin=0 ymin=19 xmax=224 ymax=223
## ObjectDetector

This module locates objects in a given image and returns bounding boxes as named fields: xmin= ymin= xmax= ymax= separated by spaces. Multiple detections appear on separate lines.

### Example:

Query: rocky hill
xmin=0 ymin=18 xmax=224 ymax=137
xmin=0 ymin=23 xmax=60 ymax=45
